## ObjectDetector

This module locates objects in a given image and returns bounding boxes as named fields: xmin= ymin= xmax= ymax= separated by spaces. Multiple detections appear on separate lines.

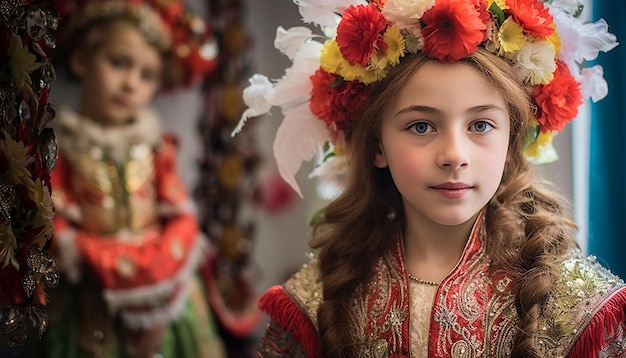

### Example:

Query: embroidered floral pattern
xmin=282 ymin=216 xmax=626 ymax=357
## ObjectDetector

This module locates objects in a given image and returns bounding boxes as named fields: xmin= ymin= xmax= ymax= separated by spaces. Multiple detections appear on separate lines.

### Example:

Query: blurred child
xmin=234 ymin=0 xmax=622 ymax=356
xmin=30 ymin=1 xmax=224 ymax=357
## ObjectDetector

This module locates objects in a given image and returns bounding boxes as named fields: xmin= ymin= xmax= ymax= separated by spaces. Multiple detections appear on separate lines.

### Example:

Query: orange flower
xmin=421 ymin=0 xmax=487 ymax=62
xmin=336 ymin=3 xmax=388 ymax=66
xmin=371 ymin=0 xmax=386 ymax=7
xmin=533 ymin=61 xmax=582 ymax=132
xmin=506 ymin=0 xmax=554 ymax=39
xmin=309 ymin=68 xmax=370 ymax=129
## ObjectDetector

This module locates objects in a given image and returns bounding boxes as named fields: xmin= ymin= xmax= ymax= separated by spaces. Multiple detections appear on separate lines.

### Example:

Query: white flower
xmin=295 ymin=0 xmax=366 ymax=28
xmin=580 ymin=65 xmax=609 ymax=103
xmin=551 ymin=9 xmax=618 ymax=66
xmin=382 ymin=0 xmax=435 ymax=29
xmin=547 ymin=0 xmax=583 ymax=15
xmin=309 ymin=153 xmax=349 ymax=201
xmin=401 ymin=26 xmax=424 ymax=53
xmin=268 ymin=40 xmax=322 ymax=108
xmin=231 ymin=74 xmax=274 ymax=136
xmin=513 ymin=40 xmax=556 ymax=85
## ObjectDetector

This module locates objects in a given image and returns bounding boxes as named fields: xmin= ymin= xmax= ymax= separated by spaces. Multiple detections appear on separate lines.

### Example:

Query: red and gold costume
xmin=258 ymin=213 xmax=626 ymax=357
xmin=38 ymin=106 xmax=225 ymax=357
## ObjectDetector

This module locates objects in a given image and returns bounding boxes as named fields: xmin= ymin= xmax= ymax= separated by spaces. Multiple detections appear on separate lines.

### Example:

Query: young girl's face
xmin=75 ymin=23 xmax=162 ymax=126
xmin=374 ymin=60 xmax=510 ymax=228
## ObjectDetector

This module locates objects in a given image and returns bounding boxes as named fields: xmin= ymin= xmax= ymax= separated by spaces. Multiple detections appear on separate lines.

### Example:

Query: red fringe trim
xmin=568 ymin=287 xmax=626 ymax=357
xmin=259 ymin=286 xmax=321 ymax=357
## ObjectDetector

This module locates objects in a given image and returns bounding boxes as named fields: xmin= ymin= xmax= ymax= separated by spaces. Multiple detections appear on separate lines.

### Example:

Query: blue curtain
xmin=588 ymin=2 xmax=626 ymax=277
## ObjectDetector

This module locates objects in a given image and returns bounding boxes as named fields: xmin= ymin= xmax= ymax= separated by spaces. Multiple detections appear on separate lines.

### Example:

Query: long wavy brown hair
xmin=310 ymin=48 xmax=578 ymax=357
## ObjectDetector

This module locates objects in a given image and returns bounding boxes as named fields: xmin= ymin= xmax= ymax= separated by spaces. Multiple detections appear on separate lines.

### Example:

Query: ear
xmin=69 ymin=50 xmax=88 ymax=79
xmin=374 ymin=142 xmax=388 ymax=168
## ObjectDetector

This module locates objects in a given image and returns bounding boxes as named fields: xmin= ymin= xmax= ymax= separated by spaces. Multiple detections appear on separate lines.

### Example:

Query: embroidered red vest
xmin=260 ymin=214 xmax=626 ymax=357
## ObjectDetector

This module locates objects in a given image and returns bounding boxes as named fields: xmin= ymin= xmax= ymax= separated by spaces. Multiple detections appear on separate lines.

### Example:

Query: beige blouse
xmin=409 ymin=280 xmax=438 ymax=357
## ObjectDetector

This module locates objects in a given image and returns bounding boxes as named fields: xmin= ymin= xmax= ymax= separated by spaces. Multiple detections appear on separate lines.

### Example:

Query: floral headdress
xmin=233 ymin=0 xmax=617 ymax=197
xmin=55 ymin=0 xmax=218 ymax=89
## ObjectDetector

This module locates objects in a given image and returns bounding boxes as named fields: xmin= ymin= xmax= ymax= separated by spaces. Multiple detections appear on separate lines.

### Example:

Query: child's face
xmin=77 ymin=23 xmax=162 ymax=126
xmin=375 ymin=60 xmax=510 ymax=228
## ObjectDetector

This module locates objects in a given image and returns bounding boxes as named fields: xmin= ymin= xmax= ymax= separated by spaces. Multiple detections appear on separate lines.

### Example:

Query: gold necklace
xmin=407 ymin=273 xmax=439 ymax=286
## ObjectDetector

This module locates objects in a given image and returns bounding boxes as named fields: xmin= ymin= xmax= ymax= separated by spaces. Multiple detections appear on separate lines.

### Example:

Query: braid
xmin=488 ymin=161 xmax=576 ymax=356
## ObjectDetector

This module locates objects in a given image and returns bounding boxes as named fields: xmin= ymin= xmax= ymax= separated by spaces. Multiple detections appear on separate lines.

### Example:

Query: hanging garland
xmin=0 ymin=0 xmax=60 ymax=347
xmin=195 ymin=0 xmax=262 ymax=354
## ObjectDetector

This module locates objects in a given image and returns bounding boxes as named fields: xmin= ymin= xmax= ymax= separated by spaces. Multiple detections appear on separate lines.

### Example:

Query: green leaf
xmin=489 ymin=2 xmax=506 ymax=26
xmin=309 ymin=207 xmax=326 ymax=226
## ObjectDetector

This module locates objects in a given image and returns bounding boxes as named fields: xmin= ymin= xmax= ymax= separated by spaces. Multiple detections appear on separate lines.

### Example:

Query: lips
xmin=430 ymin=182 xmax=473 ymax=199
xmin=112 ymin=96 xmax=131 ymax=108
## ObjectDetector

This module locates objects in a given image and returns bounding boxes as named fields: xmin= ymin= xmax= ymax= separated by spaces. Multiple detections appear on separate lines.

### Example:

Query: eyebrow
xmin=395 ymin=104 xmax=506 ymax=116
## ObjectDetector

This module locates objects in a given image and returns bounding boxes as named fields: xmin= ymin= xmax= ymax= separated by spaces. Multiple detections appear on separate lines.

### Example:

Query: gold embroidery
xmin=283 ymin=256 xmax=324 ymax=328
xmin=258 ymin=320 xmax=308 ymax=357
xmin=451 ymin=340 xmax=471 ymax=358
xmin=371 ymin=339 xmax=388 ymax=358
xmin=64 ymin=142 xmax=158 ymax=235
xmin=282 ymin=225 xmax=625 ymax=357
xmin=537 ymin=250 xmax=626 ymax=356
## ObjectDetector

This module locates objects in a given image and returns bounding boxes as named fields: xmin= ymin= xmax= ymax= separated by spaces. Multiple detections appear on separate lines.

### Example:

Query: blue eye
xmin=411 ymin=122 xmax=433 ymax=134
xmin=470 ymin=121 xmax=494 ymax=133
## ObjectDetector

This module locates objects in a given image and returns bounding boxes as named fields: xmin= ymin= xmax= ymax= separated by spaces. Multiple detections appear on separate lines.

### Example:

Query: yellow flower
xmin=0 ymin=224 xmax=19 ymax=270
xmin=30 ymin=180 xmax=54 ymax=249
xmin=499 ymin=18 xmax=525 ymax=55
xmin=320 ymin=40 xmax=344 ymax=74
xmin=546 ymin=24 xmax=561 ymax=54
xmin=383 ymin=25 xmax=406 ymax=66
xmin=0 ymin=130 xmax=35 ymax=188
xmin=338 ymin=61 xmax=386 ymax=84
xmin=8 ymin=34 xmax=42 ymax=91
xmin=524 ymin=130 xmax=555 ymax=160
xmin=488 ymin=0 xmax=508 ymax=10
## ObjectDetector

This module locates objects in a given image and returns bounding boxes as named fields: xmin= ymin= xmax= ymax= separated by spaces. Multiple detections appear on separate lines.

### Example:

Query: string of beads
xmin=407 ymin=273 xmax=439 ymax=286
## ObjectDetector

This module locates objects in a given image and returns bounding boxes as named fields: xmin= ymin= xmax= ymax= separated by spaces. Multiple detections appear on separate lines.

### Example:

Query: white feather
xmin=295 ymin=0 xmax=366 ymax=28
xmin=274 ymin=26 xmax=314 ymax=60
xmin=273 ymin=102 xmax=329 ymax=197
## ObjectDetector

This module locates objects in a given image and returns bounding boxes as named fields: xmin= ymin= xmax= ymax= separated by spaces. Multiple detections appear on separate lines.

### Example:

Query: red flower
xmin=533 ymin=61 xmax=582 ymax=132
xmin=506 ymin=0 xmax=554 ymax=39
xmin=309 ymin=68 xmax=370 ymax=130
xmin=336 ymin=3 xmax=388 ymax=66
xmin=421 ymin=0 xmax=487 ymax=62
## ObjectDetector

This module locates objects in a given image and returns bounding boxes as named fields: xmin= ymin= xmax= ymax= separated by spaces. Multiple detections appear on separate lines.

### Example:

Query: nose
xmin=436 ymin=130 xmax=470 ymax=169
xmin=123 ymin=70 xmax=141 ymax=91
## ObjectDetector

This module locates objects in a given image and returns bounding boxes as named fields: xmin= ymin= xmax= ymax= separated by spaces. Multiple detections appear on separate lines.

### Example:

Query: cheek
xmin=387 ymin=151 xmax=429 ymax=186
xmin=480 ymin=145 xmax=509 ymax=190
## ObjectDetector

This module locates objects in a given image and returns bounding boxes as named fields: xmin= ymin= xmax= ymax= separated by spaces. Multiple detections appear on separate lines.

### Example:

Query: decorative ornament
xmin=0 ymin=0 xmax=59 ymax=347
xmin=195 ymin=0 xmax=262 ymax=354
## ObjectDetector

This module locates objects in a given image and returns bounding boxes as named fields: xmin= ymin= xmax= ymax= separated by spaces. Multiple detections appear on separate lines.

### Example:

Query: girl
xmin=234 ymin=0 xmax=622 ymax=356
xmin=30 ymin=1 xmax=224 ymax=357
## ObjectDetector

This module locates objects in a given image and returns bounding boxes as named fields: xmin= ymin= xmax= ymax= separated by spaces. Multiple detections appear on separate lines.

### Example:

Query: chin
xmin=432 ymin=210 xmax=480 ymax=227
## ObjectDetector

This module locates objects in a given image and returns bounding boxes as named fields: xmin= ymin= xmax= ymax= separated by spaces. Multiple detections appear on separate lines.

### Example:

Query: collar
xmin=54 ymin=106 xmax=162 ymax=163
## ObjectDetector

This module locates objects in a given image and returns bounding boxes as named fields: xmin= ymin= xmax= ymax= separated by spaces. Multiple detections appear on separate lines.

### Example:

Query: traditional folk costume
xmin=258 ymin=212 xmax=626 ymax=357
xmin=31 ymin=107 xmax=225 ymax=357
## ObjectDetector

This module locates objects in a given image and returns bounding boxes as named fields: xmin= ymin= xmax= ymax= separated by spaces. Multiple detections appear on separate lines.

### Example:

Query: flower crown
xmin=56 ymin=0 xmax=218 ymax=88
xmin=233 ymin=0 xmax=617 ymax=197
